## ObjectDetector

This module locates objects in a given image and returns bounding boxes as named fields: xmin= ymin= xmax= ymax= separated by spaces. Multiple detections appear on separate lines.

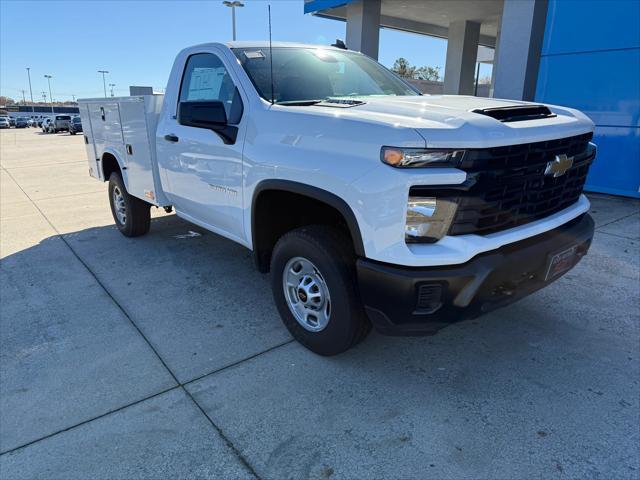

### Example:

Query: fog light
xmin=405 ymin=197 xmax=457 ymax=243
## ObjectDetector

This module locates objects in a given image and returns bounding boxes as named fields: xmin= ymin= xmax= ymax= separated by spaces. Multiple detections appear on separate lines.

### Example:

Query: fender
xmin=252 ymin=179 xmax=365 ymax=257
xmin=101 ymin=147 xmax=129 ymax=187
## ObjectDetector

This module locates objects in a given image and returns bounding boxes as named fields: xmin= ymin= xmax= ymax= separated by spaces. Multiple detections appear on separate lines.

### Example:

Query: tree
xmin=392 ymin=58 xmax=441 ymax=81
xmin=392 ymin=58 xmax=417 ymax=79
xmin=415 ymin=66 xmax=441 ymax=82
xmin=0 ymin=96 xmax=16 ymax=106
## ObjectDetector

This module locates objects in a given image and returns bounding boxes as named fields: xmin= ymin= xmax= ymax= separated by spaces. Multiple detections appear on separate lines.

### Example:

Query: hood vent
xmin=317 ymin=98 xmax=366 ymax=108
xmin=471 ymin=105 xmax=556 ymax=122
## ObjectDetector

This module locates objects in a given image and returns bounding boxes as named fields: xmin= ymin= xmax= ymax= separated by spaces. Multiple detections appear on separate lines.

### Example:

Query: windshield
xmin=73 ymin=117 xmax=81 ymax=123
xmin=233 ymin=47 xmax=419 ymax=104
xmin=56 ymin=115 xmax=71 ymax=120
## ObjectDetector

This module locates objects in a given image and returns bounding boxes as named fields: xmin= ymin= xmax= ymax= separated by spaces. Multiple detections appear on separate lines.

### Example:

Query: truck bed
xmin=78 ymin=95 xmax=170 ymax=206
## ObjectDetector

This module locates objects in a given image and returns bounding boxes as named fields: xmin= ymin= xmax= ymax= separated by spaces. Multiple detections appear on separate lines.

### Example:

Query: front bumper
xmin=357 ymin=213 xmax=594 ymax=336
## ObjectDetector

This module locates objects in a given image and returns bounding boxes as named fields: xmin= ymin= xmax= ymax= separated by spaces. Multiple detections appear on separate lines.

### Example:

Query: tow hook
xmin=493 ymin=282 xmax=517 ymax=297
xmin=492 ymin=271 xmax=537 ymax=297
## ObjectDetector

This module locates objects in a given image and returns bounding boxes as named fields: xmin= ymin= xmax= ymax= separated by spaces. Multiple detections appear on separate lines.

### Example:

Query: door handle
xmin=164 ymin=134 xmax=179 ymax=143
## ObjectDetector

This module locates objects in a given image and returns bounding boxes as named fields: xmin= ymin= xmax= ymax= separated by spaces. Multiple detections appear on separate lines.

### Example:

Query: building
xmin=0 ymin=105 xmax=80 ymax=118
xmin=305 ymin=0 xmax=640 ymax=198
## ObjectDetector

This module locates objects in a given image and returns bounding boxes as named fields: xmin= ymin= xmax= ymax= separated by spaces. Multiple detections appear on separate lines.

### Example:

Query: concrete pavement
xmin=0 ymin=128 xmax=638 ymax=479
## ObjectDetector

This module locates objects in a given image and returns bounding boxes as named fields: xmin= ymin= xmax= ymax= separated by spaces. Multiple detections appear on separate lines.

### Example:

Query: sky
xmin=0 ymin=0 xmax=487 ymax=102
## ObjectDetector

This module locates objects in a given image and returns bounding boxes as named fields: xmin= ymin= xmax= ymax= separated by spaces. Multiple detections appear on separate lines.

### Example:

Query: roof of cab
xmin=225 ymin=40 xmax=346 ymax=50
xmin=182 ymin=41 xmax=346 ymax=51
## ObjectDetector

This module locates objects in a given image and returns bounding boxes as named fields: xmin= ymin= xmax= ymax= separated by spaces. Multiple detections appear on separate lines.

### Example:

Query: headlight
xmin=405 ymin=197 xmax=458 ymax=243
xmin=381 ymin=147 xmax=465 ymax=168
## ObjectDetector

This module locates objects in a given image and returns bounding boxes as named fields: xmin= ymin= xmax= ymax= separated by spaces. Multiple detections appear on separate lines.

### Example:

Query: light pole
xmin=223 ymin=1 xmax=244 ymax=41
xmin=44 ymin=74 xmax=54 ymax=113
xmin=98 ymin=70 xmax=109 ymax=98
xmin=109 ymin=83 xmax=116 ymax=97
xmin=26 ymin=67 xmax=34 ymax=113
xmin=21 ymin=90 xmax=26 ymax=104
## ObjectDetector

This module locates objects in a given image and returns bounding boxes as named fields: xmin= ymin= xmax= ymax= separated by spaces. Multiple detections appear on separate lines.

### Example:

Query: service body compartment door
xmin=88 ymin=102 xmax=124 ymax=170
xmin=119 ymin=98 xmax=157 ymax=203
xmin=80 ymin=104 xmax=100 ymax=179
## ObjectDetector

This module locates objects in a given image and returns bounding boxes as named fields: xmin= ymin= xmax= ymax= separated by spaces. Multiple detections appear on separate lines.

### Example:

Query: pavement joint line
xmin=594 ymin=211 xmax=640 ymax=230
xmin=0 ymin=339 xmax=295 ymax=465
xmin=595 ymin=230 xmax=639 ymax=242
xmin=1 ymin=168 xmax=105 ymax=202
xmin=183 ymin=339 xmax=295 ymax=386
xmin=4 ymin=160 xmax=87 ymax=169
xmin=0 ymin=386 xmax=180 ymax=457
xmin=181 ymin=387 xmax=261 ymax=479
xmin=0 ymin=167 xmax=263 ymax=478
xmin=29 ymin=189 xmax=108 ymax=202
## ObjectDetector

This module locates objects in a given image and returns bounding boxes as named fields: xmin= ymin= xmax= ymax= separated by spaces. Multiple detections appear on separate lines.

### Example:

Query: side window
xmin=179 ymin=53 xmax=242 ymax=123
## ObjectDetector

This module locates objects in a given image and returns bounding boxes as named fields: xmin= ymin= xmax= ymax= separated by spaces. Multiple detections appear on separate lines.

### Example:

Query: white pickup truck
xmin=79 ymin=41 xmax=596 ymax=355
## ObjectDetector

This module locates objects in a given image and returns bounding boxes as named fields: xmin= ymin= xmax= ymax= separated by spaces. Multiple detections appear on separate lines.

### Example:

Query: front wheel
xmin=108 ymin=172 xmax=151 ymax=237
xmin=270 ymin=225 xmax=371 ymax=356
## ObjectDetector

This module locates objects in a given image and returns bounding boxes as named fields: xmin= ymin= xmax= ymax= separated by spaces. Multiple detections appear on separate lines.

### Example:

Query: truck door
xmin=156 ymin=51 xmax=246 ymax=240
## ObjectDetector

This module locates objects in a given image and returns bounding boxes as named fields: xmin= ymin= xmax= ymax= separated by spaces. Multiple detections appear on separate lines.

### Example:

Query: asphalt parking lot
xmin=0 ymin=127 xmax=639 ymax=479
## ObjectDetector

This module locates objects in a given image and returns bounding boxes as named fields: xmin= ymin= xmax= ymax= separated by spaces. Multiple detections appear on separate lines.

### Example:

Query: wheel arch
xmin=251 ymin=180 xmax=365 ymax=273
xmin=101 ymin=149 xmax=128 ymax=186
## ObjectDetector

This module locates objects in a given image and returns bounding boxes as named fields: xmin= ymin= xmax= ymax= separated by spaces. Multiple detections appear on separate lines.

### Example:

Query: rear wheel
xmin=270 ymin=225 xmax=371 ymax=356
xmin=108 ymin=172 xmax=151 ymax=237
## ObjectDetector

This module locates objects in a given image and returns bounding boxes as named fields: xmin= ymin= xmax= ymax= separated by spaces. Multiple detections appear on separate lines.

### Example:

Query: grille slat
xmin=411 ymin=133 xmax=595 ymax=237
xmin=450 ymin=133 xmax=594 ymax=235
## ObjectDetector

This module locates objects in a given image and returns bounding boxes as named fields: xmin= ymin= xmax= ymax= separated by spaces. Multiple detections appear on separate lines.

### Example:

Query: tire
xmin=70 ymin=131 xmax=76 ymax=135
xmin=270 ymin=225 xmax=371 ymax=356
xmin=108 ymin=172 xmax=151 ymax=237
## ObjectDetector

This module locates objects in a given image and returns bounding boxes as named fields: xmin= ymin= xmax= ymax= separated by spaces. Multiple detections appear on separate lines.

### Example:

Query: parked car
xmin=69 ymin=116 xmax=83 ymax=135
xmin=8 ymin=117 xmax=15 ymax=127
xmin=79 ymin=41 xmax=597 ymax=355
xmin=41 ymin=118 xmax=53 ymax=133
xmin=49 ymin=115 xmax=72 ymax=133
xmin=15 ymin=117 xmax=29 ymax=128
xmin=0 ymin=117 xmax=9 ymax=129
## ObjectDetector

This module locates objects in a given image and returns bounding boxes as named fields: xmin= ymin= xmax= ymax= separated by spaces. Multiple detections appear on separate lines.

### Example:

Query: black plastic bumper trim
xmin=357 ymin=213 xmax=595 ymax=336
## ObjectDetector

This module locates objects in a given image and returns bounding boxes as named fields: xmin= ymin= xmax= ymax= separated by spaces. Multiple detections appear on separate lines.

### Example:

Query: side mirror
xmin=178 ymin=100 xmax=238 ymax=145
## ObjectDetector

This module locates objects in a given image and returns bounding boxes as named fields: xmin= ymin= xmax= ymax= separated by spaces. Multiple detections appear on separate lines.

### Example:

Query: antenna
xmin=268 ymin=4 xmax=275 ymax=105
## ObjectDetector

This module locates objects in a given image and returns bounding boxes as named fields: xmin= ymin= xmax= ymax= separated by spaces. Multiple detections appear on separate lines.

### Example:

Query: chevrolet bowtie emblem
xmin=545 ymin=154 xmax=574 ymax=177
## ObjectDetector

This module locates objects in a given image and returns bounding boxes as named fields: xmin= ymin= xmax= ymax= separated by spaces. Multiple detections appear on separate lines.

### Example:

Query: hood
xmin=303 ymin=95 xmax=594 ymax=149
